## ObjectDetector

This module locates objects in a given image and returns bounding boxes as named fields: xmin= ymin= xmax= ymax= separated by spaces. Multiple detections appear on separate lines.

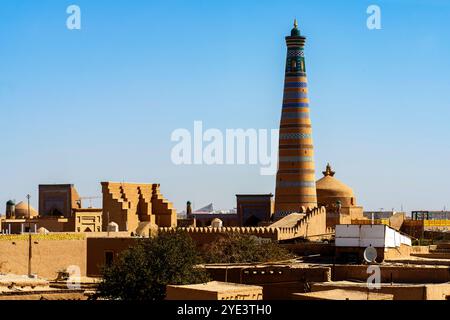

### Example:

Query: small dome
xmin=210 ymin=218 xmax=223 ymax=228
xmin=6 ymin=200 xmax=15 ymax=206
xmin=316 ymin=164 xmax=355 ymax=198
xmin=316 ymin=176 xmax=354 ymax=197
xmin=15 ymin=201 xmax=39 ymax=218
xmin=107 ymin=222 xmax=119 ymax=232
xmin=135 ymin=221 xmax=158 ymax=237
xmin=291 ymin=19 xmax=301 ymax=36
xmin=38 ymin=227 xmax=49 ymax=234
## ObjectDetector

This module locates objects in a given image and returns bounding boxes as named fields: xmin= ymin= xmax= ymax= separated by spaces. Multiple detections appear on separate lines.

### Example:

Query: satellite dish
xmin=363 ymin=246 xmax=378 ymax=263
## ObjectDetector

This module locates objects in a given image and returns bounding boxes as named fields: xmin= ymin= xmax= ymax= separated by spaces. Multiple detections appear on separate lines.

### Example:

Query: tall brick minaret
xmin=274 ymin=20 xmax=317 ymax=216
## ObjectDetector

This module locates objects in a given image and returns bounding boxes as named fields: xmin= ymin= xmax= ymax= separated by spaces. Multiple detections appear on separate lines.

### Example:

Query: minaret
xmin=274 ymin=20 xmax=318 ymax=216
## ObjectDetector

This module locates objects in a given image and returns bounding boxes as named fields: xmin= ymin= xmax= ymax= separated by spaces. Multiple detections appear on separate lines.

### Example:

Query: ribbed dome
xmin=15 ymin=201 xmax=39 ymax=218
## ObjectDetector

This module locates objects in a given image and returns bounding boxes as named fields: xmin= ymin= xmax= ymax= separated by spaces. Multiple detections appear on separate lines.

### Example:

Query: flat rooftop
xmin=313 ymin=280 xmax=450 ymax=289
xmin=293 ymin=289 xmax=393 ymax=300
xmin=168 ymin=281 xmax=262 ymax=293
xmin=0 ymin=274 xmax=49 ymax=287
xmin=200 ymin=261 xmax=321 ymax=269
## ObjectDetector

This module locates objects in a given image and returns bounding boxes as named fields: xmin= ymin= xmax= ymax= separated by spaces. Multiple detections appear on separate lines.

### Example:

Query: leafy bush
xmin=201 ymin=234 xmax=294 ymax=264
xmin=95 ymin=231 xmax=210 ymax=300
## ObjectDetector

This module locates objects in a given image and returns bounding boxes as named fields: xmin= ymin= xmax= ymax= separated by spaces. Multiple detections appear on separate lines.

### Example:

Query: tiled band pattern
xmin=274 ymin=26 xmax=318 ymax=214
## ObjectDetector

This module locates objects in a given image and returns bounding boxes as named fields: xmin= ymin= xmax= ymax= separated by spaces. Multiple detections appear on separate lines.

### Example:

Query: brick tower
xmin=274 ymin=20 xmax=317 ymax=216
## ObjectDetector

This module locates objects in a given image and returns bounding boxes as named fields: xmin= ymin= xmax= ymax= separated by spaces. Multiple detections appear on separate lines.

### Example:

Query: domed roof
xmin=210 ymin=218 xmax=223 ymax=228
xmin=6 ymin=200 xmax=15 ymax=206
xmin=38 ymin=227 xmax=49 ymax=234
xmin=291 ymin=19 xmax=301 ymax=36
xmin=15 ymin=201 xmax=39 ymax=218
xmin=316 ymin=164 xmax=354 ymax=198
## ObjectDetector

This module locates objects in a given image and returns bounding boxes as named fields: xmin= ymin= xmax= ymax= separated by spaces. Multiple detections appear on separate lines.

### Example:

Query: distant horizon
xmin=1 ymin=0 xmax=449 ymax=213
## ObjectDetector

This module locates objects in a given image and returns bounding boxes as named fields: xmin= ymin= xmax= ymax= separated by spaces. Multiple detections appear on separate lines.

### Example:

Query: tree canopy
xmin=95 ymin=231 xmax=210 ymax=300
xmin=200 ymin=234 xmax=294 ymax=264
xmin=95 ymin=231 xmax=294 ymax=300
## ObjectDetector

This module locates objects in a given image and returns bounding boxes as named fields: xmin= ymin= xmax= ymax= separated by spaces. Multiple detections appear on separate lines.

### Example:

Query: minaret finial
xmin=290 ymin=19 xmax=301 ymax=37
xmin=323 ymin=163 xmax=336 ymax=177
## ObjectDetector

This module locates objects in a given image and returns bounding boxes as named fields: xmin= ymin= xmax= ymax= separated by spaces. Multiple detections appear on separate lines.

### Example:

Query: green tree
xmin=201 ymin=234 xmax=294 ymax=264
xmin=95 ymin=231 xmax=210 ymax=300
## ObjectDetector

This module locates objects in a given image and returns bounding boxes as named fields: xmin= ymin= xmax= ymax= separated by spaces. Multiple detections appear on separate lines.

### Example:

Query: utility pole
xmin=27 ymin=194 xmax=32 ymax=278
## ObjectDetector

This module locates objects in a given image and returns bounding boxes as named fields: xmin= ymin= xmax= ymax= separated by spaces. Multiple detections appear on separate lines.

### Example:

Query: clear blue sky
xmin=1 ymin=0 xmax=449 ymax=213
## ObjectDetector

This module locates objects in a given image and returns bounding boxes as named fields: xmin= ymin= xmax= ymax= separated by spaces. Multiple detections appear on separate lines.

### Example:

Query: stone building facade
xmin=101 ymin=182 xmax=177 ymax=233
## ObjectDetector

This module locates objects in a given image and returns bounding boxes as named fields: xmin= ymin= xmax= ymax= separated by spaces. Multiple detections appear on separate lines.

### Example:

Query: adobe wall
xmin=166 ymin=284 xmax=263 ymax=300
xmin=0 ymin=290 xmax=88 ymax=300
xmin=101 ymin=182 xmax=177 ymax=232
xmin=184 ymin=232 xmax=229 ymax=247
xmin=410 ymin=245 xmax=430 ymax=254
xmin=86 ymin=237 xmax=138 ymax=277
xmin=335 ymin=246 xmax=387 ymax=263
xmin=384 ymin=244 xmax=412 ymax=260
xmin=332 ymin=265 xmax=450 ymax=283
xmin=294 ymin=207 xmax=327 ymax=239
xmin=281 ymin=243 xmax=334 ymax=257
xmin=0 ymin=235 xmax=86 ymax=279
xmin=160 ymin=227 xmax=280 ymax=244
xmin=204 ymin=265 xmax=331 ymax=300
xmin=161 ymin=207 xmax=326 ymax=243
xmin=412 ymin=252 xmax=450 ymax=259
xmin=236 ymin=195 xmax=273 ymax=226
xmin=424 ymin=231 xmax=450 ymax=241
xmin=194 ymin=215 xmax=239 ymax=227
xmin=401 ymin=221 xmax=424 ymax=239
xmin=424 ymin=283 xmax=450 ymax=300
xmin=84 ymin=231 xmax=131 ymax=238
xmin=101 ymin=182 xmax=149 ymax=232
xmin=335 ymin=244 xmax=412 ymax=263
xmin=38 ymin=218 xmax=68 ymax=232
xmin=39 ymin=184 xmax=78 ymax=218
xmin=312 ymin=282 xmax=450 ymax=300
xmin=388 ymin=213 xmax=405 ymax=231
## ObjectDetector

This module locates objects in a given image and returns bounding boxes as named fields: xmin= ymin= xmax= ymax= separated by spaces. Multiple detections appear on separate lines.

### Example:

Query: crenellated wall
xmin=160 ymin=226 xmax=281 ymax=241
xmin=289 ymin=206 xmax=327 ymax=240
xmin=160 ymin=206 xmax=327 ymax=242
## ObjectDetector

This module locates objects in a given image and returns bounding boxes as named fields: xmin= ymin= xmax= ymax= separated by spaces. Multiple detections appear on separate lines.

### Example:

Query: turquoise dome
xmin=291 ymin=19 xmax=300 ymax=36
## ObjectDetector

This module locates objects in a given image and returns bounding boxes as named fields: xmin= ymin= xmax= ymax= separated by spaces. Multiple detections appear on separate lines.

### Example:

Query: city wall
xmin=0 ymin=234 xmax=86 ymax=279
xmin=0 ymin=233 xmax=135 ymax=279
